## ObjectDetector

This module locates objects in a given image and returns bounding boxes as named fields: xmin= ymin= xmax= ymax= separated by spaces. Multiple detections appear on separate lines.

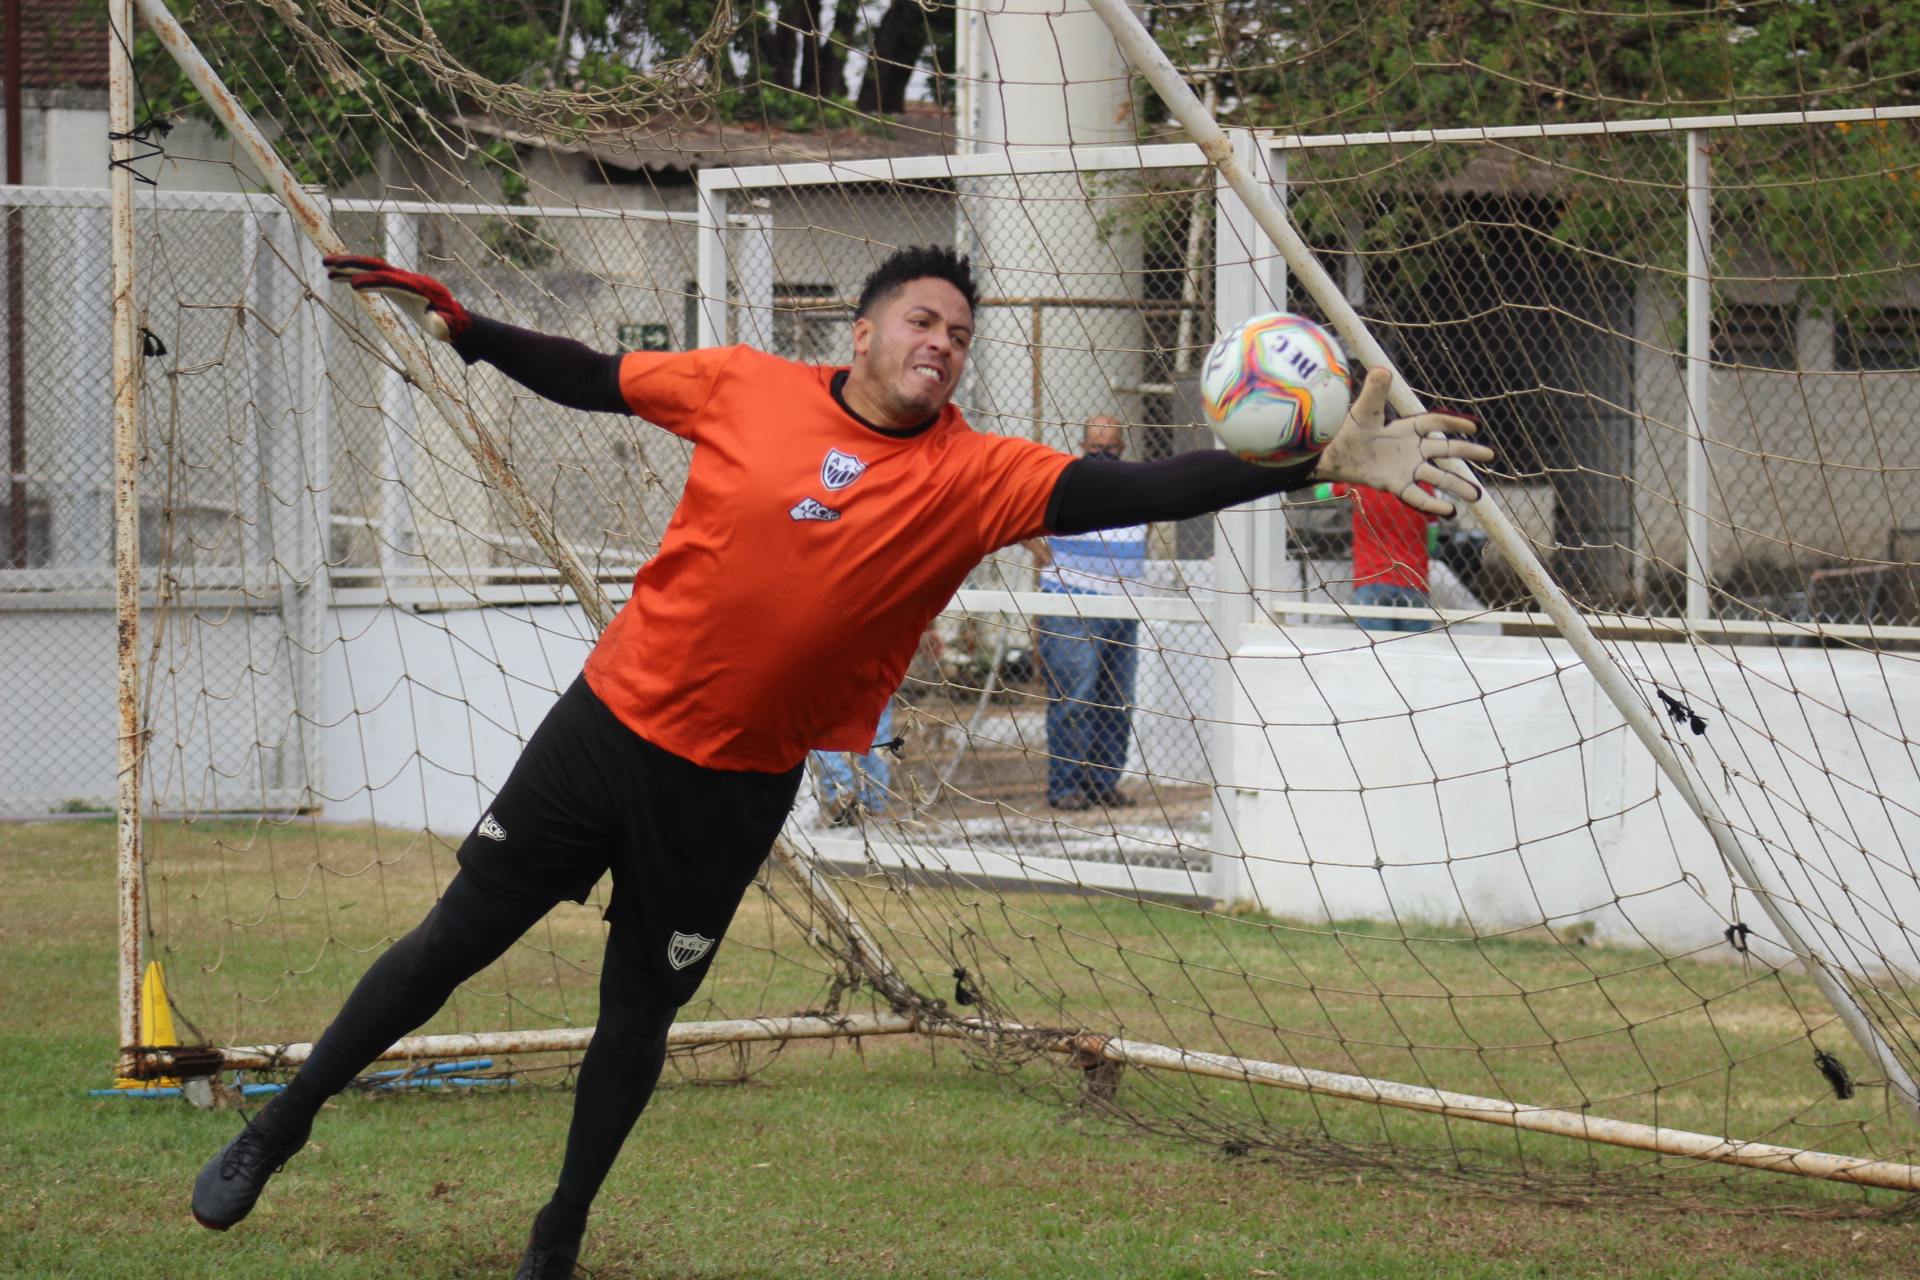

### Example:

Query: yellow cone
xmin=113 ymin=961 xmax=180 ymax=1089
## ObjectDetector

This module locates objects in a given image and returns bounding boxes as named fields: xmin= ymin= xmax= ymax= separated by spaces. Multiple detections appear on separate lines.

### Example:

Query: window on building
xmin=1713 ymin=304 xmax=1795 ymax=369
xmin=1837 ymin=307 xmax=1920 ymax=371
xmin=771 ymin=284 xmax=849 ymax=363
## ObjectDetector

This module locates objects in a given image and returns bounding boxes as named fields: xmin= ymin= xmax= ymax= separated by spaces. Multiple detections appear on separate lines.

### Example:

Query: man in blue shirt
xmin=1028 ymin=417 xmax=1149 ymax=810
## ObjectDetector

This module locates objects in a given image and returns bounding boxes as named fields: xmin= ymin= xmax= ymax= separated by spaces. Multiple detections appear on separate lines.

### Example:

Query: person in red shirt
xmin=188 ymin=245 xmax=1490 ymax=1277
xmin=1319 ymin=481 xmax=1439 ymax=632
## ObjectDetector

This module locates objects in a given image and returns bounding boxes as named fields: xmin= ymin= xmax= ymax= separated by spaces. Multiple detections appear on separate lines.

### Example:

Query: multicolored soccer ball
xmin=1199 ymin=312 xmax=1352 ymax=465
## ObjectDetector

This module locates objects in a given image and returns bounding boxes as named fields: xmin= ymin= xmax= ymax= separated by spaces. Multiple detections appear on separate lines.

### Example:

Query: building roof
xmin=456 ymin=101 xmax=957 ymax=174
xmin=1429 ymin=144 xmax=1567 ymax=199
xmin=4 ymin=0 xmax=107 ymax=90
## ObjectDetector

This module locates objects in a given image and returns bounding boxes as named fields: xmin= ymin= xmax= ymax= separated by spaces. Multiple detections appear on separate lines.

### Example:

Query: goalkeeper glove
xmin=321 ymin=255 xmax=473 ymax=343
xmin=1310 ymin=366 xmax=1493 ymax=518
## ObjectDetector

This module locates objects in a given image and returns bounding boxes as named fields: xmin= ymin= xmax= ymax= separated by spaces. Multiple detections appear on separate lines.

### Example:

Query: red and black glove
xmin=322 ymin=255 xmax=473 ymax=343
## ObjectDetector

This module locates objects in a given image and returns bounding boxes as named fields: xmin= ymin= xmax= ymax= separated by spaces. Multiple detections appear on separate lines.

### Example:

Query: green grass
xmin=3 ymin=819 xmax=1917 ymax=1278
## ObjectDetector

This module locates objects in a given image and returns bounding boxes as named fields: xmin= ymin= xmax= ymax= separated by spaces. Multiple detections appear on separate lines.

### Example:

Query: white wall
xmin=1228 ymin=623 xmax=1920 ymax=976
xmin=321 ymin=604 xmax=596 ymax=835
xmin=0 ymin=92 xmax=256 ymax=192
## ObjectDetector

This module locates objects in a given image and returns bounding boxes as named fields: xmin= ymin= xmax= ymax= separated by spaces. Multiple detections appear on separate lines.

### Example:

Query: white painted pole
xmin=109 ymin=0 xmax=143 ymax=1070
xmin=378 ymin=210 xmax=420 ymax=584
xmin=1684 ymin=131 xmax=1713 ymax=623
xmin=695 ymin=174 xmax=728 ymax=348
xmin=1085 ymin=0 xmax=1920 ymax=1125
xmin=732 ymin=213 xmax=774 ymax=350
xmin=1206 ymin=132 xmax=1263 ymax=909
xmin=292 ymin=193 xmax=330 ymax=806
xmin=132 ymin=0 xmax=614 ymax=633
xmin=54 ymin=208 xmax=109 ymax=567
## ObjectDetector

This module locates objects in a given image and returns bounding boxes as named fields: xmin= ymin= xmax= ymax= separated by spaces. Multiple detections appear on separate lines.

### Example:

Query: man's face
xmin=1083 ymin=420 xmax=1124 ymax=460
xmin=850 ymin=277 xmax=974 ymax=422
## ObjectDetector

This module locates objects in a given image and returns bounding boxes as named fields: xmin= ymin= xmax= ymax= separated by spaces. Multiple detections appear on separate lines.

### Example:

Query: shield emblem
xmin=667 ymin=931 xmax=715 ymax=971
xmin=820 ymin=448 xmax=868 ymax=491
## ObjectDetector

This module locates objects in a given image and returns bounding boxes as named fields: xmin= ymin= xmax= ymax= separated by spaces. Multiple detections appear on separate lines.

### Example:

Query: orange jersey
xmin=583 ymin=345 xmax=1073 ymax=772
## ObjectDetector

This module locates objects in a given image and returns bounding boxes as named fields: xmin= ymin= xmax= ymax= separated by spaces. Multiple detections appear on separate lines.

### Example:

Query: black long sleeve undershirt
xmin=452 ymin=314 xmax=631 ymax=414
xmin=451 ymin=313 xmax=1322 ymax=534
xmin=1044 ymin=452 xmax=1321 ymax=534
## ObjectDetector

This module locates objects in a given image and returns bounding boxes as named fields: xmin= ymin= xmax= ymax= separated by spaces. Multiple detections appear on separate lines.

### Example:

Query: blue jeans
xmin=1037 ymin=614 xmax=1139 ymax=802
xmin=1354 ymin=582 xmax=1433 ymax=633
xmin=813 ymin=698 xmax=893 ymax=813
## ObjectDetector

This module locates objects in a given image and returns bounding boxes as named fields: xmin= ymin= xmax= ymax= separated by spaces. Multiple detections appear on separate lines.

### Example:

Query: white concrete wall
xmin=320 ymin=604 xmax=596 ymax=835
xmin=1228 ymin=623 xmax=1920 ymax=975
xmin=0 ymin=93 xmax=256 ymax=192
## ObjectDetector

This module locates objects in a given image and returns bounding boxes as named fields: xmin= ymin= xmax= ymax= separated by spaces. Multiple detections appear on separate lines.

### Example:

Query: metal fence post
xmin=1206 ymin=130 xmax=1278 ymax=909
xmin=53 ymin=204 xmax=109 ymax=568
xmin=290 ymin=190 xmax=330 ymax=808
xmin=731 ymin=212 xmax=774 ymax=350
xmin=1684 ymin=130 xmax=1713 ymax=623
xmin=1247 ymin=143 xmax=1290 ymax=603
xmin=378 ymin=210 xmax=419 ymax=584
xmin=696 ymin=176 xmax=728 ymax=348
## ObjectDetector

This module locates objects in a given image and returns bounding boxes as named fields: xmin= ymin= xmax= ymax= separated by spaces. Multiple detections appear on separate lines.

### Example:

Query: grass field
xmin=4 ymin=818 xmax=1918 ymax=1279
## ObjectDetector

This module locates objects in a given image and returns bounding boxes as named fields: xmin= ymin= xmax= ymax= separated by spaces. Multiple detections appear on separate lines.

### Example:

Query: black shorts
xmin=456 ymin=676 xmax=804 ymax=1004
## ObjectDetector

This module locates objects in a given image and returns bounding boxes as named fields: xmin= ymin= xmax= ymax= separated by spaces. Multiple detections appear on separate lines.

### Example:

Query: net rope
xmin=6 ymin=0 xmax=1920 ymax=1213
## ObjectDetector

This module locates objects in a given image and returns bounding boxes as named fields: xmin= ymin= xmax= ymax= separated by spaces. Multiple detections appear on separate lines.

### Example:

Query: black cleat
xmin=515 ymin=1209 xmax=584 ymax=1279
xmin=190 ymin=1116 xmax=308 ymax=1231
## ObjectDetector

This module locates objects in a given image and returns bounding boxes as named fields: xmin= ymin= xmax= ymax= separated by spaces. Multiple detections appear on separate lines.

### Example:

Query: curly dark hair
xmin=854 ymin=245 xmax=978 ymax=319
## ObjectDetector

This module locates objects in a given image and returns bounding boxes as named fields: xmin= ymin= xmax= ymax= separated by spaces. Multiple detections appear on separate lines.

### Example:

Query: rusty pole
xmin=5 ymin=0 xmax=24 ymax=567
xmin=108 ymin=0 xmax=143 ymax=1068
xmin=132 ymin=0 xmax=613 ymax=631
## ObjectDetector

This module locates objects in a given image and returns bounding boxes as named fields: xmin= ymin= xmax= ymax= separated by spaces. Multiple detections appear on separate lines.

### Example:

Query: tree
xmin=855 ymin=0 xmax=952 ymax=115
xmin=1140 ymin=2 xmax=1920 ymax=302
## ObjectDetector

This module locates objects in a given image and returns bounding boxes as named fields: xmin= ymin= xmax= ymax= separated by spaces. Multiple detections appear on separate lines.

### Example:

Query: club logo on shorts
xmin=477 ymin=812 xmax=507 ymax=841
xmin=789 ymin=496 xmax=840 ymax=522
xmin=667 ymin=931 xmax=715 ymax=970
xmin=820 ymin=448 xmax=868 ymax=491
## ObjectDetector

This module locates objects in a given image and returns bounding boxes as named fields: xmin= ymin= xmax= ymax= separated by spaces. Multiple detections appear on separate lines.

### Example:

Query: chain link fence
xmin=7 ymin=116 xmax=1919 ymax=823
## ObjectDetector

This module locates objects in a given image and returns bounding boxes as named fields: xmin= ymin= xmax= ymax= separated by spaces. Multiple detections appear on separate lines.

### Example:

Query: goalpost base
xmin=123 ymin=1015 xmax=1920 ymax=1194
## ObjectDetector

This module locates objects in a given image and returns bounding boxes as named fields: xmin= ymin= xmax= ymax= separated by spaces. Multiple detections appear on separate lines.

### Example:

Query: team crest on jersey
xmin=667 ymin=931 xmax=714 ymax=970
xmin=477 ymin=812 xmax=506 ymax=842
xmin=820 ymin=448 xmax=868 ymax=491
xmin=789 ymin=496 xmax=841 ymax=522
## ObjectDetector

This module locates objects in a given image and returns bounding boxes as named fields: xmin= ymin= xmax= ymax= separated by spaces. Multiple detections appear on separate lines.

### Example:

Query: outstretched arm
xmin=451 ymin=315 xmax=629 ymax=415
xmin=1045 ymin=450 xmax=1318 ymax=534
xmin=322 ymin=255 xmax=631 ymax=415
xmin=1044 ymin=367 xmax=1492 ymax=534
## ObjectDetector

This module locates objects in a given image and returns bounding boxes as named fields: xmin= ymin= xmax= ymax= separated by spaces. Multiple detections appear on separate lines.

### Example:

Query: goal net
xmin=7 ymin=0 xmax=1919 ymax=1208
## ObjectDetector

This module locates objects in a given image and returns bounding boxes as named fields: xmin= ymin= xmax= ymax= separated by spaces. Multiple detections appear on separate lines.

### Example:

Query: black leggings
xmin=293 ymin=871 xmax=677 ymax=1210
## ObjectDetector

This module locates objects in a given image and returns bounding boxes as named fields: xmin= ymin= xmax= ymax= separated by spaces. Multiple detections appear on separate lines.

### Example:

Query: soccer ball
xmin=1199 ymin=312 xmax=1352 ymax=465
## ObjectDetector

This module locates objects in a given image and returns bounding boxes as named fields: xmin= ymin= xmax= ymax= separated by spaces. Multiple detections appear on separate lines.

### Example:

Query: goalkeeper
xmin=189 ymin=244 xmax=1489 ymax=1277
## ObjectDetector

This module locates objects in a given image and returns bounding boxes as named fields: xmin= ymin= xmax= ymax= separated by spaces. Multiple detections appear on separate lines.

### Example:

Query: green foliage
xmin=1147 ymin=1 xmax=1920 ymax=135
xmin=135 ymin=0 xmax=624 ymax=186
xmin=1143 ymin=3 xmax=1920 ymax=306
xmin=132 ymin=0 xmax=884 ymax=191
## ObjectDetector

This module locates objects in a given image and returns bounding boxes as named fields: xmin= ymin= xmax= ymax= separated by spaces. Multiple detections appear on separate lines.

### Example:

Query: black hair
xmin=854 ymin=245 xmax=978 ymax=319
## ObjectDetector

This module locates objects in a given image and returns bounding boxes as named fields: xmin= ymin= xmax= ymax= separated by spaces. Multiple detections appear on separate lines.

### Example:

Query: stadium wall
xmin=1230 ymin=623 xmax=1920 ymax=972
